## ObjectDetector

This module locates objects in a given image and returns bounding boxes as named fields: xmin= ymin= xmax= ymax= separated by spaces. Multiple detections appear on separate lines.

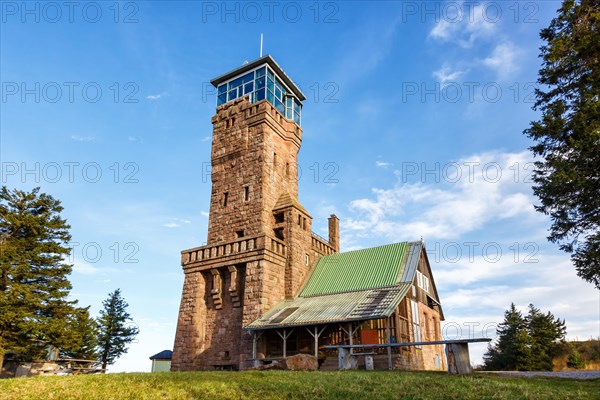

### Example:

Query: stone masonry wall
xmin=171 ymin=272 xmax=207 ymax=371
xmin=207 ymin=98 xmax=302 ymax=245
xmin=174 ymin=96 xmax=325 ymax=371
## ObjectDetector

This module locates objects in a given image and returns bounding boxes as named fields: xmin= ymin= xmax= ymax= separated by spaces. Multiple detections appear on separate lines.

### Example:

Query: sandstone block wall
xmin=173 ymin=97 xmax=339 ymax=371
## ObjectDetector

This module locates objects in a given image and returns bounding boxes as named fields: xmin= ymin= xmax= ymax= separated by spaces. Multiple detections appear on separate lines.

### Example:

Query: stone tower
xmin=171 ymin=55 xmax=339 ymax=371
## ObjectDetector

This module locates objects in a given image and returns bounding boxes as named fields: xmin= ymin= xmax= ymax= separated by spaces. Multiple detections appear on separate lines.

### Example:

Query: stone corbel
xmin=211 ymin=269 xmax=223 ymax=309
xmin=228 ymin=266 xmax=241 ymax=307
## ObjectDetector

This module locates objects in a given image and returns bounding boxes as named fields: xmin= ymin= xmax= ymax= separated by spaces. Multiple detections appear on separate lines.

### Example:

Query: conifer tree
xmin=96 ymin=289 xmax=139 ymax=371
xmin=526 ymin=304 xmax=566 ymax=371
xmin=524 ymin=0 xmax=600 ymax=287
xmin=484 ymin=303 xmax=568 ymax=371
xmin=59 ymin=307 xmax=99 ymax=360
xmin=567 ymin=348 xmax=585 ymax=369
xmin=483 ymin=303 xmax=531 ymax=371
xmin=0 ymin=186 xmax=79 ymax=365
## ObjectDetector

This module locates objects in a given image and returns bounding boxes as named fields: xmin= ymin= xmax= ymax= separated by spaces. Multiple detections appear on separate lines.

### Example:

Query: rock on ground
xmin=283 ymin=354 xmax=318 ymax=371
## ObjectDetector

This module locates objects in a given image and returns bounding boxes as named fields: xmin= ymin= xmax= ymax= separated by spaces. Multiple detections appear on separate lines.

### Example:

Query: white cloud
xmin=343 ymin=151 xmax=536 ymax=241
xmin=200 ymin=211 xmax=209 ymax=217
xmin=482 ymin=42 xmax=521 ymax=80
xmin=441 ymin=276 xmax=599 ymax=337
xmin=430 ymin=20 xmax=457 ymax=41
xmin=128 ymin=136 xmax=144 ymax=143
xmin=70 ymin=135 xmax=95 ymax=142
xmin=201 ymin=136 xmax=211 ymax=142
xmin=433 ymin=64 xmax=467 ymax=87
xmin=146 ymin=92 xmax=168 ymax=100
xmin=376 ymin=161 xmax=393 ymax=169
xmin=72 ymin=259 xmax=99 ymax=275
xmin=429 ymin=3 xmax=496 ymax=48
xmin=163 ymin=218 xmax=192 ymax=228
xmin=437 ymin=253 xmax=600 ymax=365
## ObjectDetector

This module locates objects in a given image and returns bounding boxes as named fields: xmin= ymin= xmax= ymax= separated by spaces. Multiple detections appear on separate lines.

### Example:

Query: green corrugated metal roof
xmin=245 ymin=284 xmax=412 ymax=330
xmin=299 ymin=242 xmax=408 ymax=297
xmin=245 ymin=241 xmax=425 ymax=330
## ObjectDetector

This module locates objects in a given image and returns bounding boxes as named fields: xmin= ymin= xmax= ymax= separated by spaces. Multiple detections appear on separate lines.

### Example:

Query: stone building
xmin=171 ymin=55 xmax=445 ymax=371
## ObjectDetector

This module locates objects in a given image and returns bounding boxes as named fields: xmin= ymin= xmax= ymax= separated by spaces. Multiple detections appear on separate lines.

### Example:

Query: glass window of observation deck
xmin=216 ymin=65 xmax=302 ymax=126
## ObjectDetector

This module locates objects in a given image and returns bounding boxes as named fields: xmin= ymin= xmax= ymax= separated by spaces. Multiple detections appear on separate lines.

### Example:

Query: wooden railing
xmin=326 ymin=338 xmax=491 ymax=373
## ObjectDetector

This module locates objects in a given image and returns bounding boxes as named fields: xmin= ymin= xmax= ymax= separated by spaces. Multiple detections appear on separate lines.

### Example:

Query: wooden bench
xmin=55 ymin=358 xmax=105 ymax=375
xmin=325 ymin=338 xmax=491 ymax=374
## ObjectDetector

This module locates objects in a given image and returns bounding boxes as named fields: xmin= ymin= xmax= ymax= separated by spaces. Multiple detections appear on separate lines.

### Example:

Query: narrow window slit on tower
xmin=286 ymin=163 xmax=290 ymax=176
xmin=244 ymin=186 xmax=250 ymax=201
xmin=274 ymin=228 xmax=284 ymax=240
xmin=223 ymin=192 xmax=229 ymax=207
xmin=236 ymin=230 xmax=244 ymax=238
xmin=273 ymin=153 xmax=277 ymax=172
xmin=274 ymin=212 xmax=284 ymax=224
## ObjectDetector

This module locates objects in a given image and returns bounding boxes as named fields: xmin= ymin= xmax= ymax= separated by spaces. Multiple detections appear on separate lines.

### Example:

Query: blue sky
xmin=1 ymin=1 xmax=598 ymax=371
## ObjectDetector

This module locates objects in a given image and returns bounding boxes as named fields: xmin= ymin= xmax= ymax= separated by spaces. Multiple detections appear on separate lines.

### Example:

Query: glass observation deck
xmin=210 ymin=55 xmax=305 ymax=126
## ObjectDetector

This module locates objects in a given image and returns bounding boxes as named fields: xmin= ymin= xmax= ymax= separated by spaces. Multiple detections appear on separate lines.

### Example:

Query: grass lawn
xmin=0 ymin=370 xmax=598 ymax=400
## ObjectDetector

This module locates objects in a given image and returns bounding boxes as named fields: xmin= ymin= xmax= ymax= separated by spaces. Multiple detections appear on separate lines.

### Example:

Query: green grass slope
xmin=0 ymin=371 xmax=598 ymax=400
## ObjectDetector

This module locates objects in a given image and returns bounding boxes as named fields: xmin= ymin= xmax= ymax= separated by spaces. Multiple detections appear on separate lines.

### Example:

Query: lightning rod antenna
xmin=260 ymin=33 xmax=263 ymax=57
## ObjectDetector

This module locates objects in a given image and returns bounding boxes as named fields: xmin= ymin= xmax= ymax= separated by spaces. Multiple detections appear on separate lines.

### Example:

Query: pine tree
xmin=59 ymin=307 xmax=99 ymax=360
xmin=524 ymin=0 xmax=600 ymax=288
xmin=567 ymin=348 xmax=585 ymax=369
xmin=485 ymin=303 xmax=568 ymax=371
xmin=96 ymin=289 xmax=139 ymax=371
xmin=483 ymin=303 xmax=531 ymax=370
xmin=0 ymin=186 xmax=79 ymax=365
xmin=526 ymin=304 xmax=566 ymax=371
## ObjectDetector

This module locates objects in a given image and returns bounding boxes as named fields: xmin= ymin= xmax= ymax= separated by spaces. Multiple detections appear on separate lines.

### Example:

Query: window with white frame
xmin=410 ymin=299 xmax=422 ymax=348
xmin=417 ymin=271 xmax=430 ymax=293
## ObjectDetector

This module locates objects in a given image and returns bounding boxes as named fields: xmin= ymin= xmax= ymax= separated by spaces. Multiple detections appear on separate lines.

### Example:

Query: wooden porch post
xmin=252 ymin=331 xmax=258 ymax=368
xmin=251 ymin=330 xmax=264 ymax=367
xmin=306 ymin=326 xmax=327 ymax=358
xmin=385 ymin=319 xmax=392 ymax=370
xmin=314 ymin=326 xmax=318 ymax=357
xmin=348 ymin=323 xmax=353 ymax=355
xmin=276 ymin=329 xmax=294 ymax=358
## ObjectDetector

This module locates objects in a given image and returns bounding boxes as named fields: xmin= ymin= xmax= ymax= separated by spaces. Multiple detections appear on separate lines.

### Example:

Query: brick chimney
xmin=328 ymin=214 xmax=340 ymax=252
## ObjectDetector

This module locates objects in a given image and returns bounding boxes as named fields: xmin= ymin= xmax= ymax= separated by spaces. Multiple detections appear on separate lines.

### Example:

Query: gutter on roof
xmin=244 ymin=315 xmax=390 ymax=331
